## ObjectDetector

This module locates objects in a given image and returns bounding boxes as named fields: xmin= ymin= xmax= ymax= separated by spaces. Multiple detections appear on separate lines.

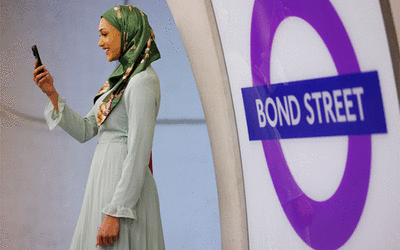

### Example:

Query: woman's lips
xmin=104 ymin=49 xmax=110 ymax=55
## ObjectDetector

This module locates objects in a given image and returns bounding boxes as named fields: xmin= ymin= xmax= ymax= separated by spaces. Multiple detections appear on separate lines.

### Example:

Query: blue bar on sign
xmin=241 ymin=71 xmax=387 ymax=141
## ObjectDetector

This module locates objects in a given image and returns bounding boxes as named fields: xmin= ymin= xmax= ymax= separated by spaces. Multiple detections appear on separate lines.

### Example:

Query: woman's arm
xmin=34 ymin=60 xmax=99 ymax=142
xmin=101 ymin=70 xmax=159 ymax=219
xmin=44 ymin=96 xmax=99 ymax=143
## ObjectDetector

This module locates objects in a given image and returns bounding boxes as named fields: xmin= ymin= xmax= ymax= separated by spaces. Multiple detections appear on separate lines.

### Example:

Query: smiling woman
xmin=32 ymin=5 xmax=164 ymax=250
xmin=98 ymin=18 xmax=122 ymax=62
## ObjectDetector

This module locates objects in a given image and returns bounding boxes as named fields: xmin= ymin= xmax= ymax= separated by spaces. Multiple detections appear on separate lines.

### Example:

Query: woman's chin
xmin=106 ymin=54 xmax=116 ymax=62
xmin=106 ymin=52 xmax=121 ymax=62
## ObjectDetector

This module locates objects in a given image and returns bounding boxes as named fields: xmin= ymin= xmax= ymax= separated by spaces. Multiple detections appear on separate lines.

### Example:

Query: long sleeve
xmin=44 ymin=95 xmax=99 ymax=143
xmin=101 ymin=70 xmax=159 ymax=220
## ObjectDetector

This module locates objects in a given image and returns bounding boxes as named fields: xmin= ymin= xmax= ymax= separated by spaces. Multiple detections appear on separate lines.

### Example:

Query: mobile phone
xmin=31 ymin=45 xmax=43 ymax=67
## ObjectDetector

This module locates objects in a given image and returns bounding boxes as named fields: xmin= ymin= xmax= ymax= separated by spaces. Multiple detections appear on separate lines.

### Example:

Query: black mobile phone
xmin=31 ymin=45 xmax=43 ymax=67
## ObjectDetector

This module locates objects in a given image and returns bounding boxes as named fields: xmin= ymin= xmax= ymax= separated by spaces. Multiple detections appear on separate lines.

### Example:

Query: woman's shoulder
xmin=124 ymin=65 xmax=160 ymax=98
xmin=128 ymin=66 xmax=159 ymax=87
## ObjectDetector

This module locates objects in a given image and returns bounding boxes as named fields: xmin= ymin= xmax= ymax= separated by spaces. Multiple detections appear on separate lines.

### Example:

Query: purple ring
xmin=251 ymin=0 xmax=371 ymax=249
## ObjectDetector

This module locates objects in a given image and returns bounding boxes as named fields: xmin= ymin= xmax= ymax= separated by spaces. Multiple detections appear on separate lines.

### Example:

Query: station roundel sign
xmin=251 ymin=0 xmax=371 ymax=249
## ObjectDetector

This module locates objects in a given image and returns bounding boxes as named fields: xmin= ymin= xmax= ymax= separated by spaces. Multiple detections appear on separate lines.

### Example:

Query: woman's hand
xmin=33 ymin=59 xmax=56 ymax=96
xmin=33 ymin=59 xmax=59 ymax=113
xmin=96 ymin=215 xmax=120 ymax=247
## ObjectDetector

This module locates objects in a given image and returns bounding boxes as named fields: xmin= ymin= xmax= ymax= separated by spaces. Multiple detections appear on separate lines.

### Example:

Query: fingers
xmin=33 ymin=66 xmax=46 ymax=84
xmin=36 ymin=71 xmax=47 ymax=80
xmin=33 ymin=65 xmax=46 ymax=77
xmin=97 ymin=233 xmax=105 ymax=247
xmin=99 ymin=234 xmax=105 ymax=247
xmin=96 ymin=236 xmax=117 ymax=246
xmin=106 ymin=236 xmax=113 ymax=245
xmin=34 ymin=71 xmax=48 ymax=85
xmin=112 ymin=234 xmax=119 ymax=242
xmin=96 ymin=232 xmax=118 ymax=246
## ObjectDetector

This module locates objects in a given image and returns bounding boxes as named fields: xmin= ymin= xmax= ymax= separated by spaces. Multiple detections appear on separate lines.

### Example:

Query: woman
xmin=32 ymin=5 xmax=164 ymax=249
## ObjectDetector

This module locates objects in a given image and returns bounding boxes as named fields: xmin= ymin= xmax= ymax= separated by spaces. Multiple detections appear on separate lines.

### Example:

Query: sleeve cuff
xmin=44 ymin=95 xmax=66 ymax=130
xmin=101 ymin=204 xmax=137 ymax=220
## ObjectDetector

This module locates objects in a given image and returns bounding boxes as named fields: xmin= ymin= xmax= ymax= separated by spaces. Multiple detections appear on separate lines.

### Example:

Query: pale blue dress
xmin=44 ymin=66 xmax=165 ymax=249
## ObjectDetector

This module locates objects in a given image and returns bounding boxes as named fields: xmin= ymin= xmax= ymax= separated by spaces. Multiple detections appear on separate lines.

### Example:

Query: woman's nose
xmin=98 ymin=38 xmax=103 ymax=47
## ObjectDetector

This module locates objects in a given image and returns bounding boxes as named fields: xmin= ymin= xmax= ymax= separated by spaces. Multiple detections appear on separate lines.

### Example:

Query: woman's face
xmin=98 ymin=18 xmax=121 ymax=62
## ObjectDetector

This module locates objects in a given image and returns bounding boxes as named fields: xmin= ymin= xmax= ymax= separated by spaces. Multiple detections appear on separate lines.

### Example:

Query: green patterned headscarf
xmin=95 ymin=5 xmax=160 ymax=125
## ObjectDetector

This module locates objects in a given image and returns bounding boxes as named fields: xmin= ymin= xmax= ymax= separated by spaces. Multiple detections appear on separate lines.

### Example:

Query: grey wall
xmin=0 ymin=0 xmax=220 ymax=249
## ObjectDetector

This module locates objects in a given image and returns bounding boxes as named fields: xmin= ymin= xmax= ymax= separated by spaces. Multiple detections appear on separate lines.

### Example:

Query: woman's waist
xmin=97 ymin=134 xmax=127 ymax=144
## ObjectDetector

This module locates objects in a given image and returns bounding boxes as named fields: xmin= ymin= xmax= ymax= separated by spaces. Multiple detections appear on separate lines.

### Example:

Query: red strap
xmin=148 ymin=151 xmax=153 ymax=174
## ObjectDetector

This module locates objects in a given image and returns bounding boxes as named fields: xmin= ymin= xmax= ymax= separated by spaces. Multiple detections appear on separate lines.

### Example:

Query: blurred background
xmin=0 ymin=0 xmax=220 ymax=249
